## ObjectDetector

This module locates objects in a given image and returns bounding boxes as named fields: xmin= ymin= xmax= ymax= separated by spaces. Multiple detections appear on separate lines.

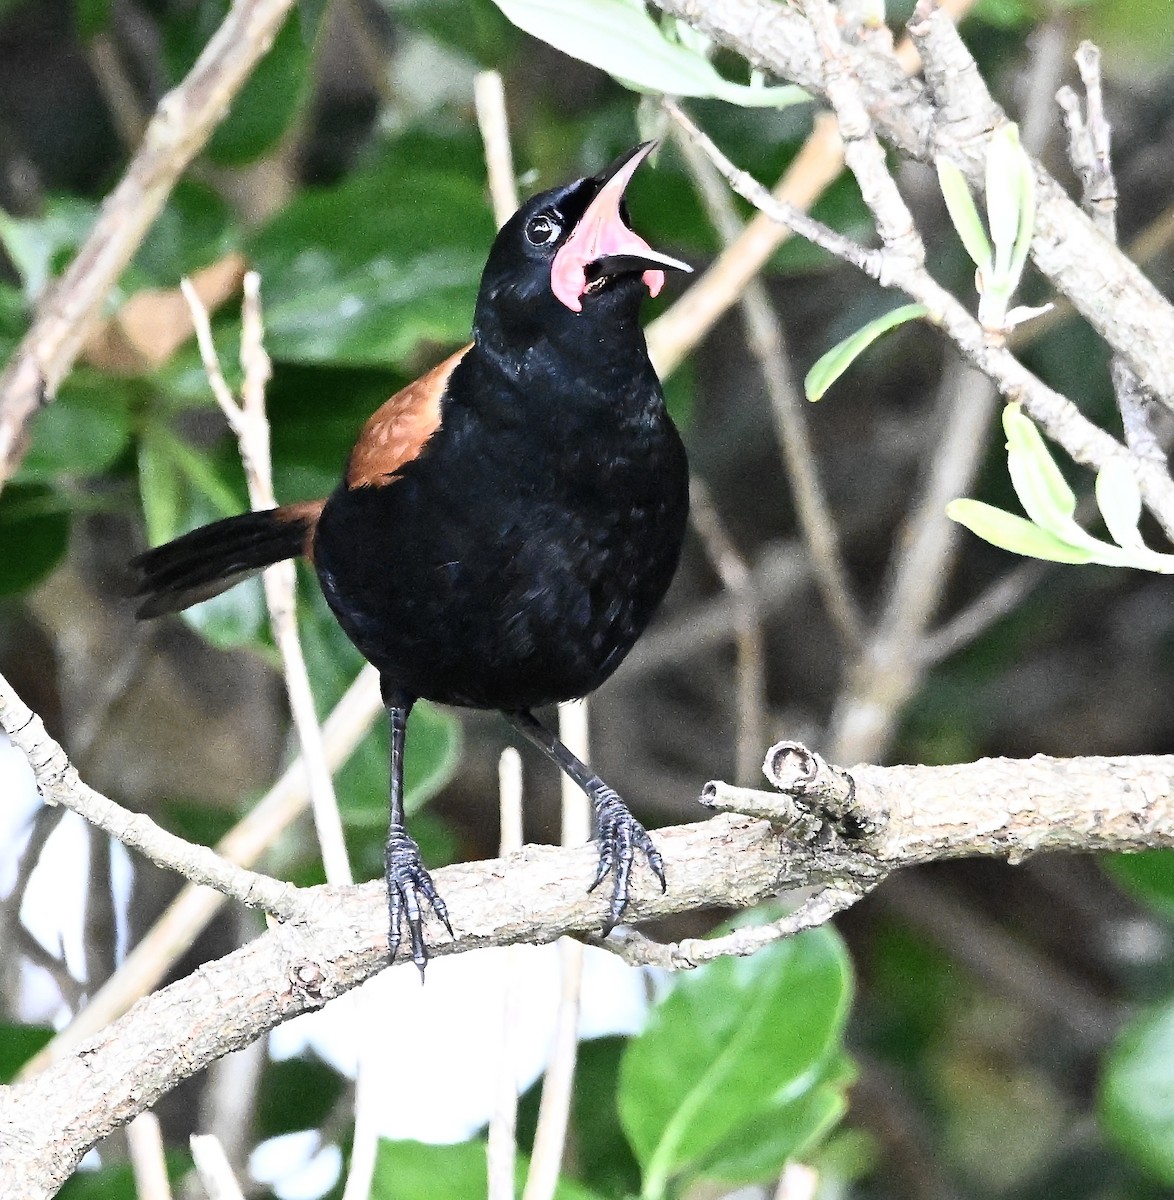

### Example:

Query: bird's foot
xmin=587 ymin=787 xmax=665 ymax=935
xmin=386 ymin=826 xmax=453 ymax=978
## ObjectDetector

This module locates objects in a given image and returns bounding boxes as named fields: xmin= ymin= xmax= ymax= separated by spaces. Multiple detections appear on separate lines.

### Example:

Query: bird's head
xmin=474 ymin=142 xmax=691 ymax=355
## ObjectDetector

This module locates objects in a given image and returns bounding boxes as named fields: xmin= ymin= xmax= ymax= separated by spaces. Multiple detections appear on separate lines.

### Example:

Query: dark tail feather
xmin=131 ymin=500 xmax=324 ymax=619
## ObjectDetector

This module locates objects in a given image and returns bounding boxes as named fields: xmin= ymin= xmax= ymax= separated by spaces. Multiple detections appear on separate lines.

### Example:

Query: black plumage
xmin=132 ymin=142 xmax=692 ymax=971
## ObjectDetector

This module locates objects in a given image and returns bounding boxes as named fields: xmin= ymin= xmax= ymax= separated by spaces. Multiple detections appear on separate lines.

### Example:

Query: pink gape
xmin=550 ymin=143 xmax=670 ymax=313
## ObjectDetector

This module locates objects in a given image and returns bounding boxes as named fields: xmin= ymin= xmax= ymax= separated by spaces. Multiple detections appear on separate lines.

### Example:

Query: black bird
xmin=131 ymin=142 xmax=692 ymax=971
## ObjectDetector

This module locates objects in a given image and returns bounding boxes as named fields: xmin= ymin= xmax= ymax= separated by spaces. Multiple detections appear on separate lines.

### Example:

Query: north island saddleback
xmin=131 ymin=142 xmax=693 ymax=973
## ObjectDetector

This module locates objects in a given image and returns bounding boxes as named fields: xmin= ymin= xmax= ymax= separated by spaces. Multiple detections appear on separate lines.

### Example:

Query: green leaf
xmin=250 ymin=137 xmax=494 ymax=367
xmin=1002 ymin=404 xmax=1080 ymax=537
xmin=936 ymin=157 xmax=992 ymax=273
xmin=0 ymin=197 xmax=96 ymax=302
xmin=162 ymin=1 xmax=309 ymax=167
xmin=16 ymin=376 xmax=133 ymax=484
xmin=371 ymin=1138 xmax=606 ymax=1200
xmin=619 ymin=920 xmax=853 ymax=1199
xmin=695 ymin=1053 xmax=854 ymax=1183
xmin=1101 ymin=999 xmax=1174 ymax=1184
xmin=985 ymin=123 xmax=1025 ymax=282
xmin=137 ymin=428 xmax=265 ymax=648
xmin=946 ymin=499 xmax=1098 ymax=564
xmin=1095 ymin=457 xmax=1144 ymax=550
xmin=72 ymin=0 xmax=113 ymax=40
xmin=1104 ymin=851 xmax=1174 ymax=925
xmin=804 ymin=304 xmax=927 ymax=401
xmin=0 ymin=483 xmax=71 ymax=594
xmin=256 ymin=1056 xmax=346 ymax=1139
xmin=0 ymin=1025 xmax=53 ymax=1082
xmin=491 ymin=0 xmax=807 ymax=107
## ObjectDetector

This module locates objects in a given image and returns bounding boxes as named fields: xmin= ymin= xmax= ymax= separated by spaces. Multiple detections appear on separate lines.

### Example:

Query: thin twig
xmin=180 ymin=275 xmax=353 ymax=887
xmin=0 ymin=668 xmax=306 ymax=922
xmin=644 ymin=0 xmax=981 ymax=381
xmin=688 ymin=479 xmax=767 ymax=786
xmin=523 ymin=705 xmax=590 ymax=1200
xmin=0 ymin=0 xmax=299 ymax=490
xmin=475 ymin=71 xmax=520 ymax=227
xmin=672 ymin=120 xmax=862 ymax=650
xmin=488 ymin=749 xmax=524 ymax=1200
xmin=5 ymin=750 xmax=1174 ymax=1191
xmin=127 ymin=1113 xmax=173 ymax=1200
xmin=1057 ymin=45 xmax=1166 ymax=470
xmin=189 ymin=1134 xmax=247 ymax=1200
xmin=18 ymin=665 xmax=383 ymax=1080
xmin=600 ymin=882 xmax=877 ymax=969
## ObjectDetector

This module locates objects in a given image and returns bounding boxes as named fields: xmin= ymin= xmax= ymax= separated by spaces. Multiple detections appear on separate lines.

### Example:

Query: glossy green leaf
xmin=695 ymin=1053 xmax=854 ymax=1183
xmin=371 ymin=1138 xmax=606 ymax=1199
xmin=163 ymin=1 xmax=309 ymax=167
xmin=1104 ymin=851 xmax=1174 ymax=925
xmin=936 ymin=157 xmax=992 ymax=273
xmin=136 ymin=428 xmax=265 ymax=648
xmin=492 ymin=0 xmax=807 ymax=107
xmin=1101 ymin=999 xmax=1174 ymax=1184
xmin=250 ymin=140 xmax=493 ymax=367
xmin=0 ymin=483 xmax=71 ymax=594
xmin=0 ymin=1025 xmax=53 ymax=1082
xmin=619 ymin=920 xmax=853 ymax=1199
xmin=0 ymin=197 xmax=95 ymax=302
xmin=804 ymin=304 xmax=927 ymax=401
xmin=945 ymin=499 xmax=1097 ymax=564
xmin=16 ymin=376 xmax=133 ymax=484
xmin=1002 ymin=404 xmax=1080 ymax=537
xmin=1095 ymin=457 xmax=1144 ymax=550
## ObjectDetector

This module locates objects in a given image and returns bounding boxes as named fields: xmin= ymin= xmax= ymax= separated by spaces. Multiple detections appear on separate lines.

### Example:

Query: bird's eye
xmin=525 ymin=213 xmax=561 ymax=246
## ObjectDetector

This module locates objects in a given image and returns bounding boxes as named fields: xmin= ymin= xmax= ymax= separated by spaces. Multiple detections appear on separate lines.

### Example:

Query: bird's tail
xmin=130 ymin=500 xmax=325 ymax=619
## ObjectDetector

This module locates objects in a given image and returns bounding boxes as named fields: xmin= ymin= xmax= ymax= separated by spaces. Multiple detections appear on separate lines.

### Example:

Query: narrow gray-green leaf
xmin=1002 ymin=404 xmax=1080 ymax=536
xmin=1095 ymin=458 xmax=1144 ymax=550
xmin=492 ymin=0 xmax=806 ymax=107
xmin=946 ymin=500 xmax=1098 ymax=564
xmin=804 ymin=304 xmax=927 ymax=401
xmin=985 ymin=124 xmax=1024 ymax=282
xmin=936 ymin=158 xmax=992 ymax=273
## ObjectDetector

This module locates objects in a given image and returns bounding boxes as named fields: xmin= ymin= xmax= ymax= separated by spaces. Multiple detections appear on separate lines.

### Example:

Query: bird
xmin=131 ymin=141 xmax=693 ymax=973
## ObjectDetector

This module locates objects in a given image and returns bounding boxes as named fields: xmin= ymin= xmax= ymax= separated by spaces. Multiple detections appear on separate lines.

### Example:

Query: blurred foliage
xmin=0 ymin=0 xmax=1173 ymax=1197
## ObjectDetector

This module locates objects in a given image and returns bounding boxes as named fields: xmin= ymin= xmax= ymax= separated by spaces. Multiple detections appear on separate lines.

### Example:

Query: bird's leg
xmin=504 ymin=708 xmax=665 ymax=933
xmin=383 ymin=691 xmax=452 ymax=976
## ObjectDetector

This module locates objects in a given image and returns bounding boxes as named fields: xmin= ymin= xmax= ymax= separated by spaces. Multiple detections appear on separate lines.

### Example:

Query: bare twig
xmin=0 ymin=668 xmax=305 ymax=922
xmin=18 ymin=665 xmax=383 ymax=1079
xmin=672 ymin=121 xmax=862 ymax=651
xmin=488 ymin=749 xmax=524 ymax=1200
xmin=688 ymin=479 xmax=767 ymax=786
xmin=189 ymin=1134 xmax=247 ymax=1200
xmin=0 ymin=0 xmax=299 ymax=489
xmin=181 ymin=274 xmax=353 ymax=887
xmin=1057 ymin=44 xmax=1166 ymax=470
xmin=523 ymin=704 xmax=591 ymax=1200
xmin=3 ymin=749 xmax=1174 ymax=1193
xmin=475 ymin=71 xmax=520 ymax=227
xmin=647 ymin=0 xmax=1174 ymax=409
xmin=127 ymin=1113 xmax=172 ymax=1200
xmin=601 ymin=882 xmax=876 ymax=969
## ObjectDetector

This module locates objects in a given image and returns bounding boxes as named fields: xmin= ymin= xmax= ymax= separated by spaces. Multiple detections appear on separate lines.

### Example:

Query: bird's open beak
xmin=550 ymin=142 xmax=692 ymax=314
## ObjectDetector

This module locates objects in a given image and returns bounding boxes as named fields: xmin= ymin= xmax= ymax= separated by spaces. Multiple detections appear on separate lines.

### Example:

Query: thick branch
xmin=649 ymin=0 xmax=1174 ymax=410
xmin=0 ymin=0 xmax=297 ymax=488
xmin=3 ymin=752 xmax=1174 ymax=1193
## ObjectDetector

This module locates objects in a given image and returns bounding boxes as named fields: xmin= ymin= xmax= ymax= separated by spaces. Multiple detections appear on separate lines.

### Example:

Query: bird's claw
xmin=587 ymin=787 xmax=665 ymax=935
xmin=386 ymin=826 xmax=452 ymax=978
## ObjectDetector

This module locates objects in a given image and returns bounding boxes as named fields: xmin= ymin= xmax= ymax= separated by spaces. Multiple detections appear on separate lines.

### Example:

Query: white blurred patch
xmin=270 ymin=941 xmax=650 ymax=1142
xmin=250 ymin=1131 xmax=342 ymax=1200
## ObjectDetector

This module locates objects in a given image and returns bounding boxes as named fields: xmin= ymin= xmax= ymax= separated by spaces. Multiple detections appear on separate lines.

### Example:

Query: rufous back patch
xmin=346 ymin=345 xmax=472 ymax=490
xmin=277 ymin=498 xmax=327 ymax=560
